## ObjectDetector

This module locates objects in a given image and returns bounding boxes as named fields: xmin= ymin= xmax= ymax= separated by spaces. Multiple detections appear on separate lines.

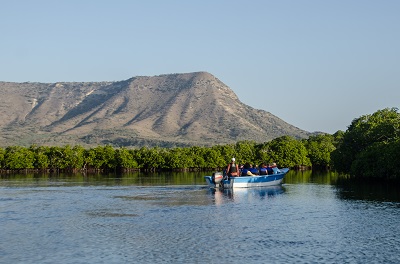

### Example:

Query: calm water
xmin=1 ymin=171 xmax=399 ymax=264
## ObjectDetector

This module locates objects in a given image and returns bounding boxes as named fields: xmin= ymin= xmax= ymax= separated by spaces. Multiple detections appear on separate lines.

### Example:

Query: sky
xmin=1 ymin=0 xmax=399 ymax=134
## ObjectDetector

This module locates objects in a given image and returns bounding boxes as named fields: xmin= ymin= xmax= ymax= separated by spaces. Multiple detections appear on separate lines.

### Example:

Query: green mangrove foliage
xmin=4 ymin=146 xmax=35 ymax=169
xmin=304 ymin=134 xmax=336 ymax=168
xmin=332 ymin=107 xmax=400 ymax=179
xmin=267 ymin=136 xmax=311 ymax=168
xmin=0 ymin=136 xmax=320 ymax=172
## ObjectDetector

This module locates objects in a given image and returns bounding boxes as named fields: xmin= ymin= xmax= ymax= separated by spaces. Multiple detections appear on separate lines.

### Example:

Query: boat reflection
xmin=209 ymin=185 xmax=286 ymax=205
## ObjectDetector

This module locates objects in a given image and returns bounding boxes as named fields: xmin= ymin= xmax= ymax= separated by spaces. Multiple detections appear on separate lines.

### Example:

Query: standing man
xmin=226 ymin=158 xmax=240 ymax=177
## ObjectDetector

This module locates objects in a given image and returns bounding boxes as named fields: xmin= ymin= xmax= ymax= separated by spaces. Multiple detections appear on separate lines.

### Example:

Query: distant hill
xmin=0 ymin=72 xmax=311 ymax=147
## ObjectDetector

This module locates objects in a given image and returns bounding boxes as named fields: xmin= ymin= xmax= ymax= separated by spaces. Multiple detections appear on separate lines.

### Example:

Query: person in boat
xmin=266 ymin=163 xmax=274 ymax=174
xmin=271 ymin=162 xmax=281 ymax=174
xmin=241 ymin=163 xmax=255 ymax=176
xmin=240 ymin=164 xmax=248 ymax=176
xmin=226 ymin=158 xmax=240 ymax=177
xmin=259 ymin=163 xmax=268 ymax=175
xmin=249 ymin=164 xmax=259 ymax=175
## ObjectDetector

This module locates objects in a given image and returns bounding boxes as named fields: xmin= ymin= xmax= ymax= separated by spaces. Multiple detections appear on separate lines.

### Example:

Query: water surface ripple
xmin=1 ymin=176 xmax=399 ymax=263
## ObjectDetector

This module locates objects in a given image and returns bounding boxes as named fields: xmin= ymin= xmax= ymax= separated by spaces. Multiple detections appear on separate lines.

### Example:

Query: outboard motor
xmin=211 ymin=172 xmax=223 ymax=185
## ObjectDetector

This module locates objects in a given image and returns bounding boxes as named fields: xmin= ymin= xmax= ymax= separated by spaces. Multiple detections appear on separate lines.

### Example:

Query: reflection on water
xmin=1 ymin=170 xmax=400 ymax=264
xmin=209 ymin=185 xmax=286 ymax=205
xmin=1 ymin=170 xmax=399 ymax=203
xmin=283 ymin=170 xmax=400 ymax=202
xmin=284 ymin=169 xmax=340 ymax=185
xmin=0 ymin=171 xmax=210 ymax=187
xmin=335 ymin=177 xmax=400 ymax=202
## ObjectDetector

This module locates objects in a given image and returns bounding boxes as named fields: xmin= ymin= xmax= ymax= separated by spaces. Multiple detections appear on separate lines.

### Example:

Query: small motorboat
xmin=205 ymin=168 xmax=289 ymax=189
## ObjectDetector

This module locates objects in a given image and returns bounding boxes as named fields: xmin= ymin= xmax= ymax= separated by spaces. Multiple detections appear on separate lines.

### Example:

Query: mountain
xmin=0 ymin=72 xmax=311 ymax=147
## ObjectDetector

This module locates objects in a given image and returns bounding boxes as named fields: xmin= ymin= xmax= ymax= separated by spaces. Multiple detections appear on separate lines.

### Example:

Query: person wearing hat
xmin=226 ymin=157 xmax=240 ymax=177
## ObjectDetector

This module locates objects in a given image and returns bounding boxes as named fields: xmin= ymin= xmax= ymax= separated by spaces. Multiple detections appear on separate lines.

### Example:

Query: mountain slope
xmin=0 ymin=72 xmax=310 ymax=147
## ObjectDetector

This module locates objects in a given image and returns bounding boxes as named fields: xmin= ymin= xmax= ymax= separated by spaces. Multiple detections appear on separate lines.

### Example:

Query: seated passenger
xmin=266 ymin=164 xmax=274 ymax=174
xmin=271 ymin=162 xmax=281 ymax=174
xmin=242 ymin=163 xmax=255 ymax=176
xmin=249 ymin=164 xmax=259 ymax=175
xmin=259 ymin=163 xmax=268 ymax=175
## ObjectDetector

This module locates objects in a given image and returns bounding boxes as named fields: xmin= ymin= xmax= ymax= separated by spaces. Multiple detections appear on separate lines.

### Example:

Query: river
xmin=1 ymin=170 xmax=399 ymax=263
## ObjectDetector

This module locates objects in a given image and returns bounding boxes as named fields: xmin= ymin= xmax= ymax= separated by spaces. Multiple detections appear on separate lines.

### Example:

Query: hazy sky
xmin=1 ymin=0 xmax=399 ymax=134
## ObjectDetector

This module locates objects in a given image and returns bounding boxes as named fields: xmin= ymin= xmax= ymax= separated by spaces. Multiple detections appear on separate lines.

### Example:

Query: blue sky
xmin=1 ymin=0 xmax=399 ymax=134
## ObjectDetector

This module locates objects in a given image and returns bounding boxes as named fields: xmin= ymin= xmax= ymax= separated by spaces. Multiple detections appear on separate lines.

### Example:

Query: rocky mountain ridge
xmin=0 ymin=72 xmax=311 ymax=147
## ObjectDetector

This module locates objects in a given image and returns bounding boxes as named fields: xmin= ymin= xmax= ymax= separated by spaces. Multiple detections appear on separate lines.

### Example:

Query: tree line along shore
xmin=0 ymin=108 xmax=399 ymax=180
